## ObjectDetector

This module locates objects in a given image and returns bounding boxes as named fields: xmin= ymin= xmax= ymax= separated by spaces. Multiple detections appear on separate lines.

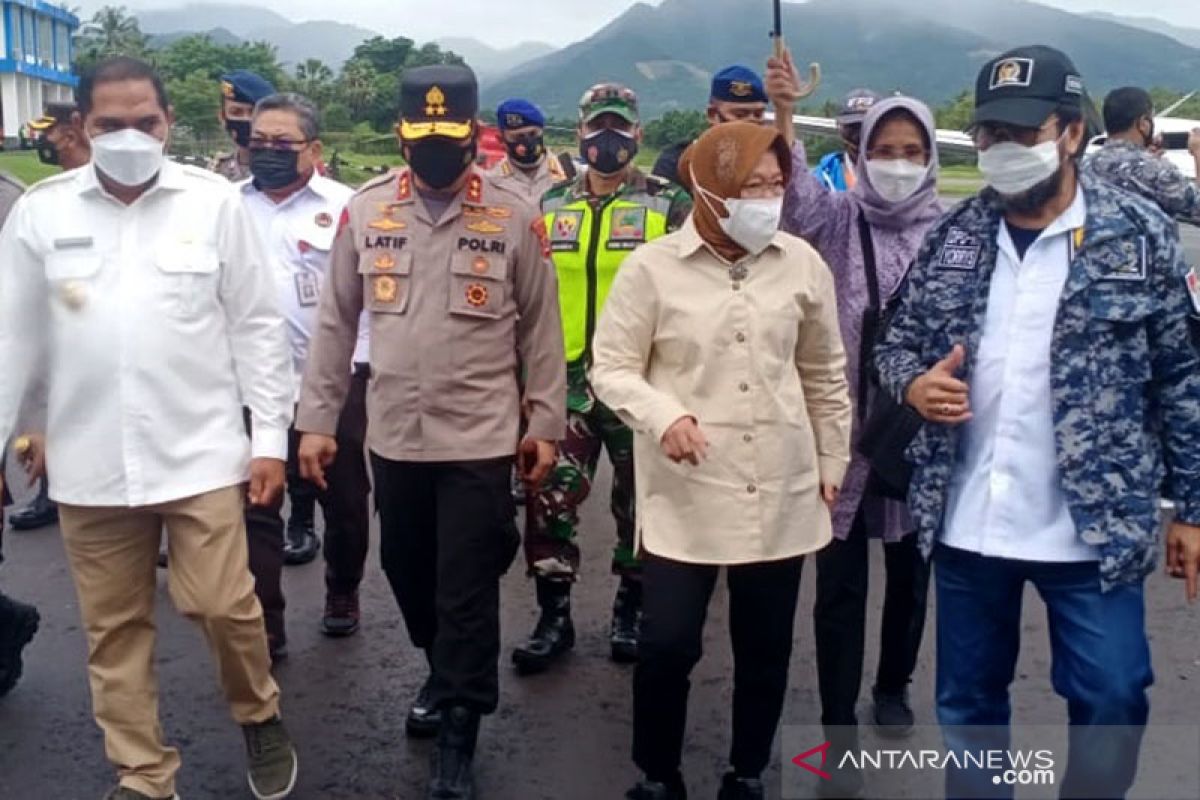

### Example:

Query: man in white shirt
xmin=0 ymin=57 xmax=298 ymax=800
xmin=239 ymin=92 xmax=372 ymax=640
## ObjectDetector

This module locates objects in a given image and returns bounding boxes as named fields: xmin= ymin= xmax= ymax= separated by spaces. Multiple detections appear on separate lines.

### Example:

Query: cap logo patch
xmin=729 ymin=80 xmax=753 ymax=98
xmin=1064 ymin=75 xmax=1083 ymax=95
xmin=221 ymin=81 xmax=235 ymax=99
xmin=505 ymin=112 xmax=524 ymax=127
xmin=425 ymin=86 xmax=447 ymax=117
xmin=847 ymin=96 xmax=875 ymax=112
xmin=989 ymin=58 xmax=1033 ymax=90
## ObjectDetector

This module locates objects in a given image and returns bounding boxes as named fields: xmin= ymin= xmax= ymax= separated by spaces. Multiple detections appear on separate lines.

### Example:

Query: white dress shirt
xmin=0 ymin=161 xmax=293 ymax=507
xmin=240 ymin=174 xmax=368 ymax=398
xmin=941 ymin=188 xmax=1098 ymax=562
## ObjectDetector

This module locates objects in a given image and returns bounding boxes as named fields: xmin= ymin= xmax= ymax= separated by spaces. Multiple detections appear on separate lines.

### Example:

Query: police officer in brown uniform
xmin=296 ymin=65 xmax=566 ymax=800
xmin=488 ymin=98 xmax=568 ymax=203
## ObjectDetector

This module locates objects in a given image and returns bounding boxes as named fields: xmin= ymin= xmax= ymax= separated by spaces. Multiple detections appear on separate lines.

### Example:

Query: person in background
xmin=6 ymin=102 xmax=92 ymax=533
xmin=0 ymin=56 xmax=297 ymax=800
xmin=1085 ymin=85 xmax=1200 ymax=223
xmin=239 ymin=92 xmax=373 ymax=645
xmin=489 ymin=98 xmax=568 ymax=202
xmin=769 ymin=46 xmax=940 ymax=798
xmin=876 ymin=45 xmax=1200 ymax=799
xmin=210 ymin=69 xmax=277 ymax=183
xmin=652 ymin=65 xmax=770 ymax=186
xmin=813 ymin=88 xmax=881 ymax=192
xmin=514 ymin=83 xmax=691 ymax=677
xmin=592 ymin=120 xmax=850 ymax=800
xmin=296 ymin=65 xmax=565 ymax=799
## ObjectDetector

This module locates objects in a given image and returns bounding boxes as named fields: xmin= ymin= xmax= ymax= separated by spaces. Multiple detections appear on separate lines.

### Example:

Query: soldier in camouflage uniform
xmin=1084 ymin=85 xmax=1200 ymax=223
xmin=208 ymin=70 xmax=276 ymax=182
xmin=876 ymin=46 xmax=1200 ymax=800
xmin=513 ymin=84 xmax=691 ymax=675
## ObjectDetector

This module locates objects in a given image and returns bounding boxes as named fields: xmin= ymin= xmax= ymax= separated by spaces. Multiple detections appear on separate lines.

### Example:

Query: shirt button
xmin=735 ymin=332 xmax=746 ymax=343
xmin=743 ymin=433 xmax=753 ymax=443
xmin=732 ymin=282 xmax=742 ymax=291
xmin=739 ymin=382 xmax=750 ymax=392
xmin=747 ymin=484 xmax=757 ymax=495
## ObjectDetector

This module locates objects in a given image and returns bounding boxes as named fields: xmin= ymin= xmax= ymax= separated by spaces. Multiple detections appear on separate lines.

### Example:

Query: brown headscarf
xmin=679 ymin=121 xmax=793 ymax=263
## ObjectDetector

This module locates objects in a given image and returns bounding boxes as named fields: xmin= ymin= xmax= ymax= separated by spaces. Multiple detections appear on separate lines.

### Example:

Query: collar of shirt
xmin=239 ymin=171 xmax=334 ymax=209
xmin=78 ymin=157 xmax=189 ymax=201
xmin=674 ymin=215 xmax=788 ymax=262
xmin=997 ymin=182 xmax=1088 ymax=266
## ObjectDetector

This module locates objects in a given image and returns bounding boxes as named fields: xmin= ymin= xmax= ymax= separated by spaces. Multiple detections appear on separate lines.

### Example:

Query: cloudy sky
xmin=77 ymin=0 xmax=1200 ymax=48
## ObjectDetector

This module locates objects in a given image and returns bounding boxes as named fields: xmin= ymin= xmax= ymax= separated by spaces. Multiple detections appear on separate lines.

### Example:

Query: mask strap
xmin=688 ymin=164 xmax=730 ymax=220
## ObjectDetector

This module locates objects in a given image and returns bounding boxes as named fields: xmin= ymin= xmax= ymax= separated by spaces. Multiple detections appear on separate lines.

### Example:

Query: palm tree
xmin=74 ymin=5 xmax=148 ymax=72
xmin=295 ymin=59 xmax=335 ymax=105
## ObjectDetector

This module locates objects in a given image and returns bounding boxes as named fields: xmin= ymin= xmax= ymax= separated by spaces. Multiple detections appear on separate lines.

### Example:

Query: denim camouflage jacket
xmin=876 ymin=171 xmax=1200 ymax=589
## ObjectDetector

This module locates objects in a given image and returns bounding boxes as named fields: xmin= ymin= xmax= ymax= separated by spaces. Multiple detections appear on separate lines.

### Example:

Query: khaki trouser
xmin=59 ymin=484 xmax=280 ymax=797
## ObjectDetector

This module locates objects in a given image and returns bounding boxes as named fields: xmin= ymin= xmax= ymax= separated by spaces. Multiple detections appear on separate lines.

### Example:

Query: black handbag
xmin=853 ymin=215 xmax=924 ymax=501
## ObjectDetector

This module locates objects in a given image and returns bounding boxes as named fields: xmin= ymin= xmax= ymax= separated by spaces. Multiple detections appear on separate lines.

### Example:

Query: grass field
xmin=0 ymin=150 xmax=60 ymax=186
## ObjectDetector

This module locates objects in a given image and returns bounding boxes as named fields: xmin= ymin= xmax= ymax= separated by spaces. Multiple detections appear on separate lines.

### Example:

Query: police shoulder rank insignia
xmin=465 ymin=283 xmax=490 ymax=307
xmin=1186 ymin=264 xmax=1200 ymax=316
xmin=466 ymin=174 xmax=483 ymax=205
xmin=315 ymin=212 xmax=333 ymax=228
xmin=373 ymin=275 xmax=400 ymax=304
xmin=396 ymin=170 xmax=412 ymax=201
xmin=934 ymin=227 xmax=982 ymax=271
xmin=531 ymin=217 xmax=551 ymax=259
xmin=989 ymin=58 xmax=1033 ymax=90
xmin=467 ymin=219 xmax=505 ymax=234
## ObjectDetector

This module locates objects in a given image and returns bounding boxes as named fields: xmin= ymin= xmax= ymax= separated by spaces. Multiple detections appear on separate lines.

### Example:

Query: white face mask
xmin=864 ymin=158 xmax=929 ymax=203
xmin=90 ymin=128 xmax=166 ymax=187
xmin=976 ymin=137 xmax=1061 ymax=196
xmin=691 ymin=169 xmax=782 ymax=256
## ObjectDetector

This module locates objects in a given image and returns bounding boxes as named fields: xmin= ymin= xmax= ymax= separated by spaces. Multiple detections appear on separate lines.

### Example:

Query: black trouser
xmin=243 ymin=408 xmax=287 ymax=650
xmin=371 ymin=454 xmax=519 ymax=714
xmin=285 ymin=364 xmax=372 ymax=596
xmin=813 ymin=506 xmax=930 ymax=727
xmin=633 ymin=552 xmax=805 ymax=782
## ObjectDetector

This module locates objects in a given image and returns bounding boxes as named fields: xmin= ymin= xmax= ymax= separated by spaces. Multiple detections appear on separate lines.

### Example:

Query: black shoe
xmin=610 ymin=576 xmax=642 ymax=663
xmin=816 ymin=727 xmax=864 ymax=799
xmin=512 ymin=578 xmax=574 ymax=675
xmin=427 ymin=704 xmax=478 ymax=799
xmin=321 ymin=592 xmax=360 ymax=637
xmin=717 ymin=773 xmax=763 ymax=800
xmin=269 ymin=640 xmax=288 ymax=665
xmin=625 ymin=778 xmax=687 ymax=800
xmin=9 ymin=484 xmax=57 ymax=531
xmin=282 ymin=520 xmax=319 ymax=566
xmin=0 ymin=594 xmax=39 ymax=697
xmin=872 ymin=685 xmax=915 ymax=738
xmin=406 ymin=672 xmax=442 ymax=738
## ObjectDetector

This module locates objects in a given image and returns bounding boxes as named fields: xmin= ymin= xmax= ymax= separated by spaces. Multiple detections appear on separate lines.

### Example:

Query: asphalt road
xmin=2 ymin=231 xmax=1200 ymax=800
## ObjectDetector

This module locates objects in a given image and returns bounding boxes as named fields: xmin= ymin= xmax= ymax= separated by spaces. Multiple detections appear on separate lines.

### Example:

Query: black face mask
xmin=225 ymin=119 xmax=252 ymax=148
xmin=250 ymin=148 xmax=303 ymax=190
xmin=580 ymin=129 xmax=637 ymax=176
xmin=406 ymin=138 xmax=476 ymax=190
xmin=507 ymin=133 xmax=545 ymax=167
xmin=36 ymin=136 xmax=60 ymax=166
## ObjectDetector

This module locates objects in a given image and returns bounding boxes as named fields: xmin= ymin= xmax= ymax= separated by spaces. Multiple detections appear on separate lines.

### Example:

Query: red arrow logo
xmin=792 ymin=741 xmax=832 ymax=780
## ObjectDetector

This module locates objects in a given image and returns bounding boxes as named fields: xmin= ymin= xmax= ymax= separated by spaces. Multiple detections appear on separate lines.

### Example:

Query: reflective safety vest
xmin=543 ymin=175 xmax=675 ymax=363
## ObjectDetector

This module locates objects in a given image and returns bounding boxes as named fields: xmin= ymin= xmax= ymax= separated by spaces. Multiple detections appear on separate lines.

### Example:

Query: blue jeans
xmin=934 ymin=545 xmax=1153 ymax=800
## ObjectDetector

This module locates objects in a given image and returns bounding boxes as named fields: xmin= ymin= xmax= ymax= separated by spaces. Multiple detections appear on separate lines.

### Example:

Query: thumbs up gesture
xmin=905 ymin=344 xmax=973 ymax=425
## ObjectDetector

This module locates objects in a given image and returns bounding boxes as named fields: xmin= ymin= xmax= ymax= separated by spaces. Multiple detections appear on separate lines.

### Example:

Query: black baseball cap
xmin=972 ymin=45 xmax=1084 ymax=128
xmin=399 ymin=65 xmax=478 ymax=140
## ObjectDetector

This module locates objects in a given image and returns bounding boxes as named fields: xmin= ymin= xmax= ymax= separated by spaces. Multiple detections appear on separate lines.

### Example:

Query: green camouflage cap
xmin=579 ymin=83 xmax=639 ymax=124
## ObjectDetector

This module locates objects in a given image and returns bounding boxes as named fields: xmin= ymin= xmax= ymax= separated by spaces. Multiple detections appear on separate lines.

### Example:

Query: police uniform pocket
xmin=1089 ymin=288 xmax=1153 ymax=385
xmin=45 ymin=250 xmax=104 ymax=312
xmin=359 ymin=249 xmax=412 ymax=315
xmin=449 ymin=252 xmax=508 ymax=320
xmin=155 ymin=246 xmax=220 ymax=321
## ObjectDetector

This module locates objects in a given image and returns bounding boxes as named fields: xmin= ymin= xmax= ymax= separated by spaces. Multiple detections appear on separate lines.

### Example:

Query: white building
xmin=0 ymin=0 xmax=79 ymax=147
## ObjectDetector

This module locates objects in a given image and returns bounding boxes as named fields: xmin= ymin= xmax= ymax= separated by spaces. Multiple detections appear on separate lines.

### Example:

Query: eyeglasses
xmin=248 ymin=136 xmax=310 ymax=152
xmin=972 ymin=118 xmax=1056 ymax=148
xmin=865 ymin=146 xmax=929 ymax=164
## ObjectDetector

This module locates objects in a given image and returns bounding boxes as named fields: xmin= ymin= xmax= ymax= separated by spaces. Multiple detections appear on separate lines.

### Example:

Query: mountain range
xmin=124 ymin=0 xmax=1200 ymax=117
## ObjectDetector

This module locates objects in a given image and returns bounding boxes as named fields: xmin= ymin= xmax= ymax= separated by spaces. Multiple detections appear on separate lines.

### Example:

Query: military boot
xmin=0 ymin=592 xmax=39 ymax=697
xmin=427 ymin=704 xmax=479 ymax=800
xmin=282 ymin=495 xmax=319 ymax=566
xmin=511 ymin=577 xmax=575 ymax=675
xmin=9 ymin=479 xmax=57 ymax=531
xmin=610 ymin=576 xmax=642 ymax=664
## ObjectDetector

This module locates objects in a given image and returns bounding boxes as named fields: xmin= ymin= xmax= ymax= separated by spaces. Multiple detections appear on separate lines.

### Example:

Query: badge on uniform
xmin=934 ymin=227 xmax=981 ymax=271
xmin=1101 ymin=235 xmax=1148 ymax=282
xmin=314 ymin=212 xmax=333 ymax=229
xmin=373 ymin=275 xmax=400 ymax=304
xmin=369 ymin=216 xmax=407 ymax=232
xmin=467 ymin=219 xmax=505 ymax=235
xmin=294 ymin=271 xmax=320 ymax=307
xmin=375 ymin=252 xmax=397 ymax=271
xmin=607 ymin=207 xmax=647 ymax=251
xmin=465 ymin=283 xmax=489 ymax=308
xmin=471 ymin=256 xmax=490 ymax=275
xmin=486 ymin=206 xmax=512 ymax=220
xmin=551 ymin=210 xmax=583 ymax=252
